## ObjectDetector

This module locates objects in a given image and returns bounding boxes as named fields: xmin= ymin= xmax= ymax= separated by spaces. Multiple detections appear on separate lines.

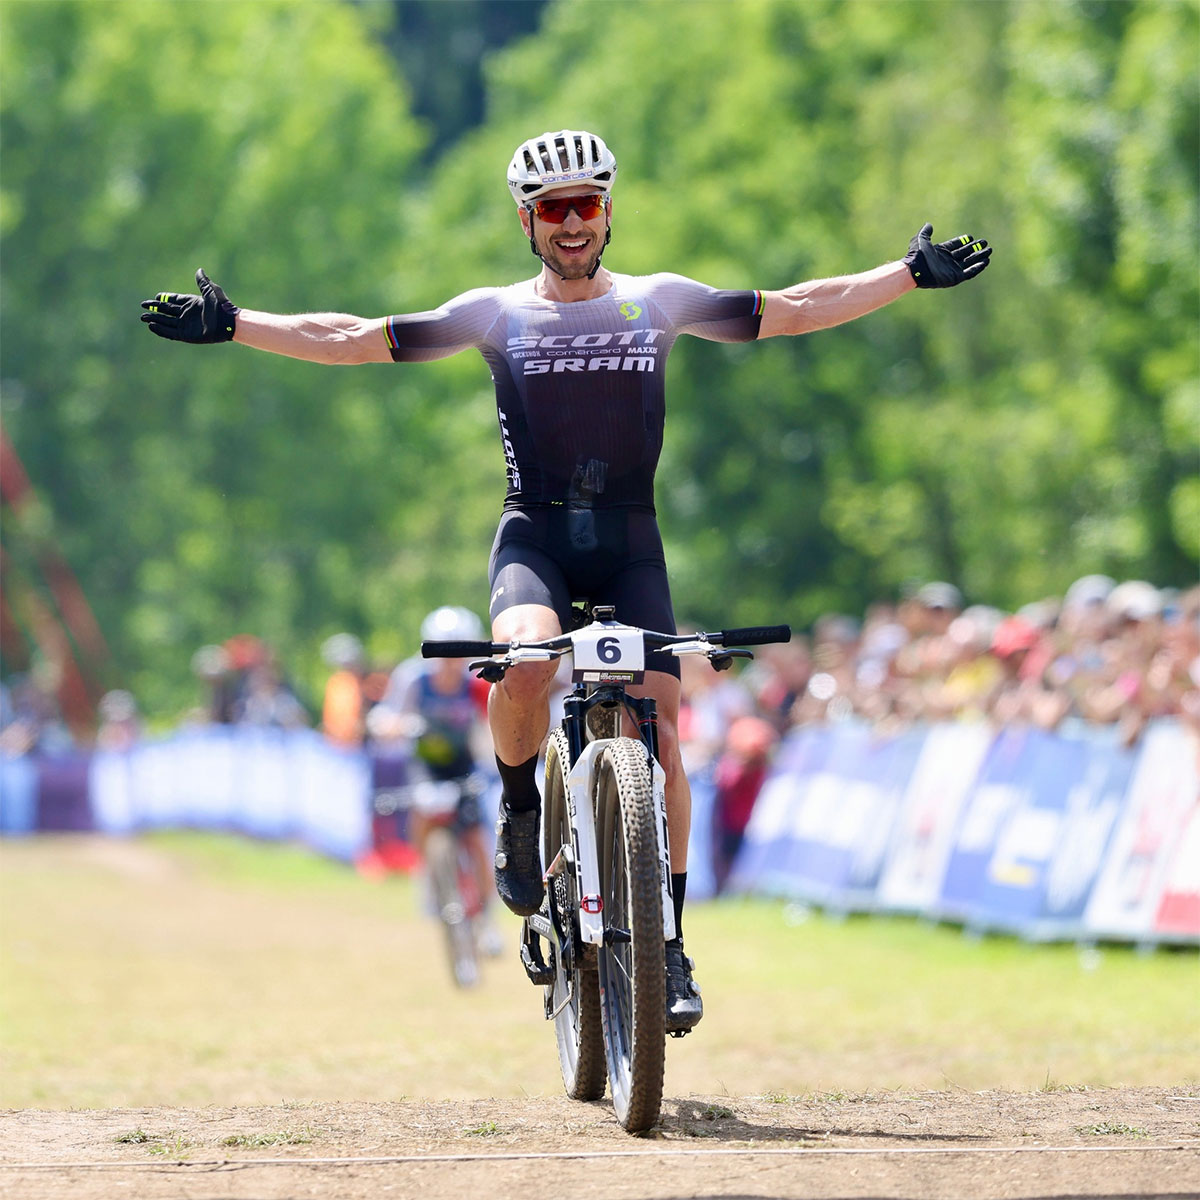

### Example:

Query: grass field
xmin=1 ymin=831 xmax=1196 ymax=1110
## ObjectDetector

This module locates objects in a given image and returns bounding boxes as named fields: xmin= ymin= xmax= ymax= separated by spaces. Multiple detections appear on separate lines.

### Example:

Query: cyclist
xmin=141 ymin=128 xmax=991 ymax=1032
xmin=376 ymin=606 xmax=502 ymax=956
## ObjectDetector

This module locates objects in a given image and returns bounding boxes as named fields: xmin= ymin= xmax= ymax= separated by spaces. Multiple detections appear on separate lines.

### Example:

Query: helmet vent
xmin=507 ymin=129 xmax=617 ymax=204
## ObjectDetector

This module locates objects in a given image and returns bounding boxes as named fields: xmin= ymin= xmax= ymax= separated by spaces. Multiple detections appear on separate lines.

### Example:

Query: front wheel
xmin=544 ymin=730 xmax=606 ymax=1100
xmin=595 ymin=737 xmax=666 ymax=1132
xmin=425 ymin=826 xmax=478 ymax=988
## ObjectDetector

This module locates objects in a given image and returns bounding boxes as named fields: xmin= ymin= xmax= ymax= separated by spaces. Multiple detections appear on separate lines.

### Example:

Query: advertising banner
xmin=780 ymin=724 xmax=924 ymax=910
xmin=0 ymin=752 xmax=38 ymax=834
xmin=935 ymin=725 xmax=1049 ymax=927
xmin=1083 ymin=721 xmax=1200 ymax=943
xmin=1034 ymin=735 xmax=1133 ymax=940
xmin=875 ymin=723 xmax=993 ymax=914
xmin=90 ymin=749 xmax=136 ymax=833
xmin=1154 ymin=798 xmax=1200 ymax=938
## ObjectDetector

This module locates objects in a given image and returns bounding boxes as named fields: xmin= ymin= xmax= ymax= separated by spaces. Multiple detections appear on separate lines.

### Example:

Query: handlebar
xmin=421 ymin=623 xmax=791 ymax=663
xmin=420 ymin=639 xmax=510 ymax=660
xmin=674 ymin=624 xmax=792 ymax=649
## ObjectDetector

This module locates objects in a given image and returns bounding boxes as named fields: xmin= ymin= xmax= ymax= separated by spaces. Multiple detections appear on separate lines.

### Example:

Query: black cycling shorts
xmin=487 ymin=506 xmax=680 ymax=679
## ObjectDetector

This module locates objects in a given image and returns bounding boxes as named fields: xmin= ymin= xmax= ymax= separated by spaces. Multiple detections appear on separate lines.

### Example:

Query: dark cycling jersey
xmin=401 ymin=667 xmax=478 ymax=781
xmin=384 ymin=273 xmax=763 ymax=511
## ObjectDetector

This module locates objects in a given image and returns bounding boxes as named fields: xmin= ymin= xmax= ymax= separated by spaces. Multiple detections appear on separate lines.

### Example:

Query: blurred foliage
xmin=373 ymin=0 xmax=547 ymax=156
xmin=0 ymin=0 xmax=1196 ymax=719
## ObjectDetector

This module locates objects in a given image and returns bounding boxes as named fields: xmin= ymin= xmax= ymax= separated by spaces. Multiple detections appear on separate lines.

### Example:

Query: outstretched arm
xmin=759 ymin=223 xmax=991 ymax=339
xmin=141 ymin=269 xmax=391 ymax=364
xmin=233 ymin=309 xmax=391 ymax=364
xmin=759 ymin=261 xmax=914 ymax=338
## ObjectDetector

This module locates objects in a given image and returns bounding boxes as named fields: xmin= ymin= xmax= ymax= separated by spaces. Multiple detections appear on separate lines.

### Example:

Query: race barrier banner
xmin=2 ymin=719 xmax=1196 ymax=943
xmin=0 ymin=727 xmax=373 ymax=863
xmin=729 ymin=719 xmax=1198 ymax=946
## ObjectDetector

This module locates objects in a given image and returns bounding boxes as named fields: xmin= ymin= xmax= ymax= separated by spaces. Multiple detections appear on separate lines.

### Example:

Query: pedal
xmin=519 ymin=923 xmax=554 ymax=986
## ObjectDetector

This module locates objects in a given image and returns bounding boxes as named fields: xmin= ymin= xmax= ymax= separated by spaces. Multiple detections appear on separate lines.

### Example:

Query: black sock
xmin=671 ymin=871 xmax=687 ymax=942
xmin=495 ymin=753 xmax=541 ymax=813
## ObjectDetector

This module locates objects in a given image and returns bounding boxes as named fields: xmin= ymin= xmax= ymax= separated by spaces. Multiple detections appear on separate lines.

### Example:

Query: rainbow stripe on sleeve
xmin=752 ymin=290 xmax=765 ymax=316
xmin=384 ymin=316 xmax=400 ymax=351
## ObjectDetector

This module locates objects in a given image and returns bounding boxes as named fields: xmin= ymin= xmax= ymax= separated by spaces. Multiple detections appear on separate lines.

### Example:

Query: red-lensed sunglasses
xmin=526 ymin=193 xmax=609 ymax=224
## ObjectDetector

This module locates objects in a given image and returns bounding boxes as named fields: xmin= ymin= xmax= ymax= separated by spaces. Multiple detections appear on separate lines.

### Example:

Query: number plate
xmin=572 ymin=627 xmax=645 ymax=684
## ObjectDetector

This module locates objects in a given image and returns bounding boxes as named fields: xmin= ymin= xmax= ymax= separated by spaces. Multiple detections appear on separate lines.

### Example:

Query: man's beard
xmin=542 ymin=237 xmax=602 ymax=280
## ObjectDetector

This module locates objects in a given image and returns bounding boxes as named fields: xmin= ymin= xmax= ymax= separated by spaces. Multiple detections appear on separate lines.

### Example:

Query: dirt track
xmin=3 ymin=1087 xmax=1197 ymax=1200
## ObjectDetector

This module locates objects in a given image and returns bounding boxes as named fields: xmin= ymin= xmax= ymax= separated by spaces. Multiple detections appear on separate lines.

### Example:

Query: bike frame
xmin=421 ymin=606 xmax=790 ymax=1130
xmin=547 ymin=686 xmax=676 ymax=947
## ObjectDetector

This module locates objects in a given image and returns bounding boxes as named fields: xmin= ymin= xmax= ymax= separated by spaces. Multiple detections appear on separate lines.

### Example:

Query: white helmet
xmin=420 ymin=606 xmax=484 ymax=643
xmin=321 ymin=632 xmax=364 ymax=668
xmin=507 ymin=129 xmax=617 ymax=206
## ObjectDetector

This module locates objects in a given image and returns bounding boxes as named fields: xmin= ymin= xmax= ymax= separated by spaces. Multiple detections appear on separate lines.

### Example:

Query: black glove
xmin=904 ymin=223 xmax=992 ymax=288
xmin=140 ymin=269 xmax=239 ymax=342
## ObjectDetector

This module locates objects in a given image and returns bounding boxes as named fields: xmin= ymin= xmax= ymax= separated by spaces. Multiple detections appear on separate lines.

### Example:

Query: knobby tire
xmin=426 ymin=826 xmax=477 ymax=988
xmin=595 ymin=737 xmax=666 ymax=1133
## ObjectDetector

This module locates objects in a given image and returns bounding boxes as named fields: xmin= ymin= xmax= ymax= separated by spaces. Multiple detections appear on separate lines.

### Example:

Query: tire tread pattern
xmin=597 ymin=737 xmax=665 ymax=1132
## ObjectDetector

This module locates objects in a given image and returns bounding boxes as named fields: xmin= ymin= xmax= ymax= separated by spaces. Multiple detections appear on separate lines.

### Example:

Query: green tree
xmin=4 ymin=0 xmax=1195 ymax=722
xmin=1 ymin=0 xmax=431 ymax=713
xmin=444 ymin=0 xmax=1198 ymax=621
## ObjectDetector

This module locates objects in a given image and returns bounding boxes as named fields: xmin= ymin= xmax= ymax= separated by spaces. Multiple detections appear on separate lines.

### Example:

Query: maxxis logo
xmin=619 ymin=302 xmax=642 ymax=321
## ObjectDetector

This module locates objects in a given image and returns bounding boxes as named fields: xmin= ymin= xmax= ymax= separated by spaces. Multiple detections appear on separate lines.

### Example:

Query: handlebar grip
xmin=717 ymin=624 xmax=792 ymax=647
xmin=421 ymin=639 xmax=506 ymax=659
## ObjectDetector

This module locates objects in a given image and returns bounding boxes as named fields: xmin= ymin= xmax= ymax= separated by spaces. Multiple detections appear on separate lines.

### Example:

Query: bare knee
xmin=490 ymin=603 xmax=561 ymax=714
xmin=495 ymin=659 xmax=558 ymax=710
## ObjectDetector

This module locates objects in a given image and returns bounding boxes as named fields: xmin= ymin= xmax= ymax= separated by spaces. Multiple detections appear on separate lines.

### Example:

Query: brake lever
xmin=709 ymin=649 xmax=753 ymax=672
xmin=470 ymin=660 xmax=508 ymax=683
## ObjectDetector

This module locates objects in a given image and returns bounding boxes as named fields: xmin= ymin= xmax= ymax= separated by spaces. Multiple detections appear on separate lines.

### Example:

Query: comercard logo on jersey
xmin=508 ymin=329 xmax=663 ymax=376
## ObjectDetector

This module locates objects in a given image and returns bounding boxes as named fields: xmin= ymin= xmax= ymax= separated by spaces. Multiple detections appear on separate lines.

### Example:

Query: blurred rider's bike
xmin=422 ymin=605 xmax=789 ymax=1131
xmin=376 ymin=774 xmax=492 ymax=988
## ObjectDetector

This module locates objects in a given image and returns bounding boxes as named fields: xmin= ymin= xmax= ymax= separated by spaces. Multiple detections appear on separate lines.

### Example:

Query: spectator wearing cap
xmin=321 ymin=633 xmax=368 ymax=748
xmin=989 ymin=614 xmax=1071 ymax=731
xmin=888 ymin=585 xmax=963 ymax=721
xmin=1073 ymin=580 xmax=1173 ymax=746
xmin=218 ymin=636 xmax=309 ymax=729
xmin=96 ymin=690 xmax=141 ymax=751
xmin=933 ymin=606 xmax=1006 ymax=721
xmin=918 ymin=581 xmax=963 ymax=621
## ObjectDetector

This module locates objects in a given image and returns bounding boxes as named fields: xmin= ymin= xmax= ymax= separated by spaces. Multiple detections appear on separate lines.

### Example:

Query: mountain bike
xmin=422 ymin=605 xmax=789 ymax=1131
xmin=377 ymin=774 xmax=495 ymax=987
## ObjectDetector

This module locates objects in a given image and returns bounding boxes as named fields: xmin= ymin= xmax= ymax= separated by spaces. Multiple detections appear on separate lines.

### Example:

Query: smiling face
xmin=519 ymin=185 xmax=611 ymax=282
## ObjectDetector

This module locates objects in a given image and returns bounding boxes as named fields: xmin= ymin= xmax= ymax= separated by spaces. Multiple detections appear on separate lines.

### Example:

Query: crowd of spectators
xmin=673 ymin=577 xmax=1199 ymax=887
xmin=3 ymin=576 xmax=1196 ymax=766
xmin=678 ymin=577 xmax=1199 ymax=772
xmin=750 ymin=576 xmax=1199 ymax=749
xmin=3 ymin=576 xmax=1195 ymax=894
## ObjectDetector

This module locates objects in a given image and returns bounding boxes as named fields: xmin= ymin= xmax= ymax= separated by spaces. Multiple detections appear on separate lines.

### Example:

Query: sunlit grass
xmin=1 ymin=832 xmax=1196 ymax=1109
